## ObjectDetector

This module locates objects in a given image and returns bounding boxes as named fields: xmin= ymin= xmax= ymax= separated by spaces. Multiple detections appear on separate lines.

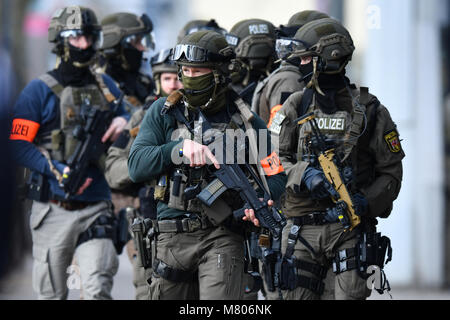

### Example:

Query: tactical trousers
xmin=132 ymin=253 xmax=153 ymax=300
xmin=29 ymin=200 xmax=119 ymax=300
xmin=149 ymin=226 xmax=245 ymax=300
xmin=281 ymin=219 xmax=371 ymax=300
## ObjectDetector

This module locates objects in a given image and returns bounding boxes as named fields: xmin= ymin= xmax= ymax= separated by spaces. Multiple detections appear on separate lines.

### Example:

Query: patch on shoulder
xmin=384 ymin=129 xmax=402 ymax=153
xmin=268 ymin=112 xmax=286 ymax=134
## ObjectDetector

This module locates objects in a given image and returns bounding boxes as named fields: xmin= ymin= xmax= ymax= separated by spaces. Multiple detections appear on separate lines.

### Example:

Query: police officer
xmin=9 ymin=6 xmax=129 ymax=300
xmin=251 ymin=10 xmax=332 ymax=300
xmin=100 ymin=12 xmax=156 ymax=111
xmin=226 ymin=19 xmax=277 ymax=105
xmin=128 ymin=30 xmax=287 ymax=300
xmin=176 ymin=19 xmax=227 ymax=43
xmin=252 ymin=10 xmax=330 ymax=127
xmin=151 ymin=48 xmax=184 ymax=98
xmin=104 ymin=48 xmax=182 ymax=300
xmin=272 ymin=18 xmax=404 ymax=300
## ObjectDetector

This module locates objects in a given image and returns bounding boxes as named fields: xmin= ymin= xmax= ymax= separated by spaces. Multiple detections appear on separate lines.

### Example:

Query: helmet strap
xmin=306 ymin=56 xmax=325 ymax=96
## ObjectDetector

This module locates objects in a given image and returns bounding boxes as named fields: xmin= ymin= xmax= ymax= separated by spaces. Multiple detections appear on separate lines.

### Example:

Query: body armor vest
xmin=297 ymin=87 xmax=366 ymax=166
xmin=37 ymin=72 xmax=114 ymax=163
xmin=155 ymin=93 xmax=269 ymax=220
xmin=251 ymin=62 xmax=301 ymax=113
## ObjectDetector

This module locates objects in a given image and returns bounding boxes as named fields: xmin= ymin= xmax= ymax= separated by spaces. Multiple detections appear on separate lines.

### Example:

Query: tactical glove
xmin=324 ymin=201 xmax=348 ymax=223
xmin=302 ymin=166 xmax=339 ymax=200
xmin=352 ymin=193 xmax=368 ymax=216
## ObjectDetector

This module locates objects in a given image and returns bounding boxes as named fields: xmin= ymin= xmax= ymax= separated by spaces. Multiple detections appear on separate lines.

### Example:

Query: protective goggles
xmin=122 ymin=32 xmax=155 ymax=51
xmin=151 ymin=48 xmax=173 ymax=66
xmin=275 ymin=37 xmax=308 ymax=60
xmin=60 ymin=29 xmax=104 ymax=50
xmin=171 ymin=44 xmax=214 ymax=62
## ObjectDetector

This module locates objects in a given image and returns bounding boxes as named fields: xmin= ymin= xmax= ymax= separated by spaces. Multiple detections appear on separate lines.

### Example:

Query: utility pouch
xmin=358 ymin=231 xmax=392 ymax=276
xmin=26 ymin=172 xmax=50 ymax=202
xmin=131 ymin=217 xmax=154 ymax=269
xmin=50 ymin=129 xmax=64 ymax=161
xmin=167 ymin=170 xmax=186 ymax=211
xmin=154 ymin=175 xmax=168 ymax=201
xmin=138 ymin=186 xmax=157 ymax=219
xmin=280 ymin=257 xmax=297 ymax=291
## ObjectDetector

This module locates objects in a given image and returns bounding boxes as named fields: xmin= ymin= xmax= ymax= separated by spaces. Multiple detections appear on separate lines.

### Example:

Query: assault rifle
xmin=60 ymin=92 xmax=125 ymax=198
xmin=296 ymin=112 xmax=360 ymax=231
xmin=162 ymin=104 xmax=286 ymax=292
xmin=194 ymin=110 xmax=286 ymax=293
xmin=173 ymin=109 xmax=286 ymax=241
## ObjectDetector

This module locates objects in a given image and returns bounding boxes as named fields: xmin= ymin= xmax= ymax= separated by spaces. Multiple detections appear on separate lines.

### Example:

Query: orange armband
xmin=9 ymin=118 xmax=40 ymax=143
xmin=260 ymin=151 xmax=284 ymax=176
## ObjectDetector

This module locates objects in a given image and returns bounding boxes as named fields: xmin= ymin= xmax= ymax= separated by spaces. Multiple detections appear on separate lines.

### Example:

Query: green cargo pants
xmin=149 ymin=225 xmax=245 ymax=300
xmin=281 ymin=219 xmax=371 ymax=300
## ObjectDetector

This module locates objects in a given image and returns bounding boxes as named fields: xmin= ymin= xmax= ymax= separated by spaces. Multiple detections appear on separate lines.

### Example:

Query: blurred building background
xmin=1 ymin=0 xmax=449 ymax=298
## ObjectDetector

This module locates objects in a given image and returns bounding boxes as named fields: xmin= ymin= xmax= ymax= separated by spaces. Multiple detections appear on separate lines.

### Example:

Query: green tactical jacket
xmin=128 ymin=96 xmax=287 ymax=220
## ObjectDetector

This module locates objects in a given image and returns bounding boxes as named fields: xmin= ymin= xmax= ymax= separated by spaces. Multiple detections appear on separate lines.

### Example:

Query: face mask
xmin=68 ymin=44 xmax=96 ymax=66
xmin=181 ymin=72 xmax=215 ymax=107
xmin=123 ymin=46 xmax=143 ymax=72
xmin=299 ymin=61 xmax=314 ymax=84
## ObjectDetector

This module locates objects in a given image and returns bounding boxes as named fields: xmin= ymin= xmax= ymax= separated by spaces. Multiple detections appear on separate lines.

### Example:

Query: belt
xmin=50 ymin=200 xmax=95 ymax=211
xmin=154 ymin=215 xmax=214 ymax=233
xmin=291 ymin=212 xmax=328 ymax=226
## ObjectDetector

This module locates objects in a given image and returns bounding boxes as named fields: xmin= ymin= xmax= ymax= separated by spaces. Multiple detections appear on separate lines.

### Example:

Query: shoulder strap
xmin=232 ymin=95 xmax=271 ymax=193
xmin=38 ymin=73 xmax=64 ymax=98
xmin=92 ymin=71 xmax=117 ymax=103
xmin=251 ymin=63 xmax=300 ymax=113
xmin=297 ymin=88 xmax=314 ymax=118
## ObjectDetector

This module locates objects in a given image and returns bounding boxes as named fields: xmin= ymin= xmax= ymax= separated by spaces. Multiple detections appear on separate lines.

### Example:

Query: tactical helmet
xmin=291 ymin=18 xmax=355 ymax=74
xmin=288 ymin=10 xmax=330 ymax=28
xmin=48 ymin=6 xmax=103 ymax=51
xmin=171 ymin=30 xmax=235 ymax=72
xmin=151 ymin=49 xmax=179 ymax=96
xmin=226 ymin=19 xmax=276 ymax=60
xmin=177 ymin=19 xmax=227 ymax=43
xmin=151 ymin=48 xmax=178 ymax=75
xmin=101 ymin=12 xmax=154 ymax=52
xmin=275 ymin=10 xmax=330 ymax=60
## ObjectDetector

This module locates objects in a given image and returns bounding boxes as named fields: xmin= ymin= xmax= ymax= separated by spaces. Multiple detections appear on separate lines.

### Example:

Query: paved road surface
xmin=1 ymin=253 xmax=450 ymax=300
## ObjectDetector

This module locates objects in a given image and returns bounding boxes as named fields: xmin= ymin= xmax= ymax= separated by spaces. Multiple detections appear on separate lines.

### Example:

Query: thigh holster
xmin=152 ymin=258 xmax=197 ymax=283
xmin=76 ymin=214 xmax=116 ymax=248
xmin=332 ymin=231 xmax=393 ymax=294
xmin=280 ymin=216 xmax=329 ymax=295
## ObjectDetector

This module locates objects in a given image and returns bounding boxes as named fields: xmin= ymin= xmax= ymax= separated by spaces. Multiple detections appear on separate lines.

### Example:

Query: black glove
xmin=324 ymin=201 xmax=348 ymax=223
xmin=352 ymin=193 xmax=368 ymax=216
xmin=302 ymin=167 xmax=339 ymax=200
